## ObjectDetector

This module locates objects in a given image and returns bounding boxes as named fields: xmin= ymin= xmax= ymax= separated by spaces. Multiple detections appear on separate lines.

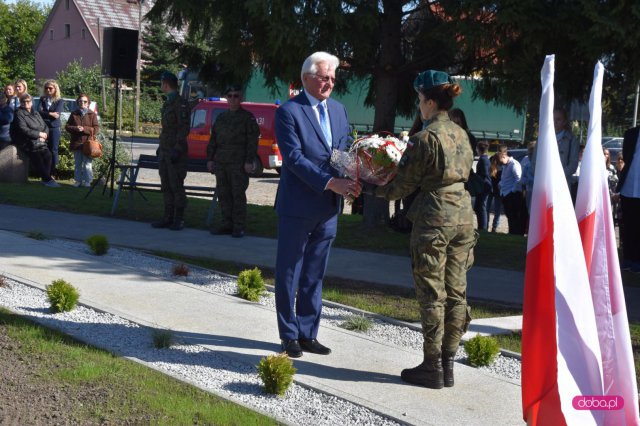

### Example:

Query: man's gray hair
xmin=300 ymin=51 xmax=340 ymax=82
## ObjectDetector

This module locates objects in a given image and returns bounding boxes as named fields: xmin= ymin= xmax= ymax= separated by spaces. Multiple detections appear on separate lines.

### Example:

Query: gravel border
xmin=0 ymin=237 xmax=522 ymax=424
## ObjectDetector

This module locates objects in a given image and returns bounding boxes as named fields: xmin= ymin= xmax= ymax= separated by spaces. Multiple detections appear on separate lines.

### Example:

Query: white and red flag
xmin=575 ymin=61 xmax=640 ymax=426
xmin=522 ymin=55 xmax=604 ymax=425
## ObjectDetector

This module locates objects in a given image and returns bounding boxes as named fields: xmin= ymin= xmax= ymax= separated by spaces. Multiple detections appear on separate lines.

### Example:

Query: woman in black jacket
xmin=38 ymin=80 xmax=64 ymax=177
xmin=9 ymin=93 xmax=59 ymax=187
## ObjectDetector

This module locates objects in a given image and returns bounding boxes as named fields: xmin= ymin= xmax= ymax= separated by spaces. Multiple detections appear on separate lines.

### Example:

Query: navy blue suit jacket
xmin=274 ymin=92 xmax=351 ymax=218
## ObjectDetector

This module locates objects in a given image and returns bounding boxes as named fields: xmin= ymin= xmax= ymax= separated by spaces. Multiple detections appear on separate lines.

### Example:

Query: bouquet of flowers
xmin=331 ymin=133 xmax=407 ymax=186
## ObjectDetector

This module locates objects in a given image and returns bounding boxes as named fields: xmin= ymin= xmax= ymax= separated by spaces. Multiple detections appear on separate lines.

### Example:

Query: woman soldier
xmin=372 ymin=70 xmax=477 ymax=389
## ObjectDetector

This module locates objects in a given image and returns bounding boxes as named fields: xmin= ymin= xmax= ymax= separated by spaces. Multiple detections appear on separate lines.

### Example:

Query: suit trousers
xmin=620 ymin=196 xmax=640 ymax=264
xmin=275 ymin=213 xmax=338 ymax=340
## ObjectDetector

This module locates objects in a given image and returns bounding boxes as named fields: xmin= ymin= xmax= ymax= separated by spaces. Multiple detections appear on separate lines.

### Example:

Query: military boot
xmin=442 ymin=351 xmax=456 ymax=387
xmin=400 ymin=356 xmax=444 ymax=389
xmin=169 ymin=208 xmax=185 ymax=231
xmin=151 ymin=207 xmax=174 ymax=229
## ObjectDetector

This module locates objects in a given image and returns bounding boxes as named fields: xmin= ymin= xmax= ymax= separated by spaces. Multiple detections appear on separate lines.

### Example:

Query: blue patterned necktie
xmin=318 ymin=102 xmax=332 ymax=148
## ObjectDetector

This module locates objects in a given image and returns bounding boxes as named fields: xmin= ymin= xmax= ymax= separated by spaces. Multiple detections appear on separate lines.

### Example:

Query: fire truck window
xmin=191 ymin=109 xmax=207 ymax=128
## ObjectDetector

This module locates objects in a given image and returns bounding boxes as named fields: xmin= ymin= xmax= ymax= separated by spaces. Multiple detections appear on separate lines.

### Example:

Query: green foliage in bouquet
xmin=257 ymin=353 xmax=297 ymax=396
xmin=464 ymin=334 xmax=500 ymax=367
xmin=86 ymin=234 xmax=109 ymax=255
xmin=46 ymin=279 xmax=80 ymax=313
xmin=237 ymin=267 xmax=265 ymax=302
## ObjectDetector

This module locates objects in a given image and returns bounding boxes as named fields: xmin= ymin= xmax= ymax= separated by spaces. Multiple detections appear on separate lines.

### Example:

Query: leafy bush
xmin=92 ymin=136 xmax=132 ymax=180
xmin=46 ymin=279 xmax=80 ymax=313
xmin=152 ymin=329 xmax=174 ymax=349
xmin=237 ymin=268 xmax=265 ymax=302
xmin=464 ymin=334 xmax=500 ymax=367
xmin=172 ymin=263 xmax=190 ymax=277
xmin=0 ymin=275 xmax=9 ymax=288
xmin=86 ymin=234 xmax=109 ymax=255
xmin=25 ymin=231 xmax=48 ymax=240
xmin=341 ymin=315 xmax=373 ymax=332
xmin=257 ymin=353 xmax=297 ymax=396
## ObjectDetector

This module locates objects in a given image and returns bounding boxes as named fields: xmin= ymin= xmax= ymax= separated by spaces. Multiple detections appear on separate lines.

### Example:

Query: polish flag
xmin=575 ymin=61 xmax=640 ymax=425
xmin=522 ymin=55 xmax=604 ymax=425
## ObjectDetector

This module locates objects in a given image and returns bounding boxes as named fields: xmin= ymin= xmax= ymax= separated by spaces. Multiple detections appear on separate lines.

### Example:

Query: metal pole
xmin=633 ymin=81 xmax=640 ymax=128
xmin=134 ymin=0 xmax=143 ymax=134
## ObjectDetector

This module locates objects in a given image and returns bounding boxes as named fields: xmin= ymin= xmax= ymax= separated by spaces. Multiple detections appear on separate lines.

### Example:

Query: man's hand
xmin=39 ymin=132 xmax=48 ymax=140
xmin=206 ymin=160 xmax=215 ymax=173
xmin=170 ymin=148 xmax=181 ymax=164
xmin=243 ymin=162 xmax=255 ymax=174
xmin=327 ymin=178 xmax=361 ymax=203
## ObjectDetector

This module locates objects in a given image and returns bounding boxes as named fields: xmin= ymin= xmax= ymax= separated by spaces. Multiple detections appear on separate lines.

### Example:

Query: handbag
xmin=82 ymin=134 xmax=102 ymax=158
xmin=465 ymin=169 xmax=485 ymax=197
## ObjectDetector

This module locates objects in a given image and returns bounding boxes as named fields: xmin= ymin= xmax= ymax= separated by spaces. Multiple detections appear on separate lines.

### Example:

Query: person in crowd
xmin=65 ymin=93 xmax=99 ymax=187
xmin=616 ymin=152 xmax=625 ymax=172
xmin=4 ymin=84 xmax=18 ymax=111
xmin=38 ymin=80 xmax=64 ymax=177
xmin=9 ymin=93 xmax=58 ymax=187
xmin=487 ymin=153 xmax=503 ymax=232
xmin=604 ymin=148 xmax=620 ymax=226
xmin=206 ymin=85 xmax=260 ymax=238
xmin=14 ymin=79 xmax=28 ymax=102
xmin=151 ymin=71 xmax=190 ymax=231
xmin=521 ymin=141 xmax=536 ymax=214
xmin=617 ymin=126 xmax=640 ymax=273
xmin=374 ymin=70 xmax=476 ymax=389
xmin=473 ymin=141 xmax=492 ymax=230
xmin=498 ymin=145 xmax=525 ymax=235
xmin=0 ymin=93 xmax=14 ymax=149
xmin=553 ymin=107 xmax=580 ymax=183
xmin=274 ymin=51 xmax=360 ymax=358
xmin=449 ymin=107 xmax=477 ymax=152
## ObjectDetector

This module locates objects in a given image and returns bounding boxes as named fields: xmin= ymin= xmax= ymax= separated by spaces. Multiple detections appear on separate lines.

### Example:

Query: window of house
xmin=65 ymin=0 xmax=69 ymax=10
xmin=65 ymin=24 xmax=70 ymax=38
xmin=49 ymin=29 xmax=54 ymax=40
xmin=82 ymin=28 xmax=86 ymax=40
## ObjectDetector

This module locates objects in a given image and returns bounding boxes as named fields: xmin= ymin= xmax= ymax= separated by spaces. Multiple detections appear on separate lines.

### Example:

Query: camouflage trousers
xmin=410 ymin=223 xmax=477 ymax=358
xmin=215 ymin=163 xmax=249 ymax=231
xmin=158 ymin=154 xmax=187 ymax=210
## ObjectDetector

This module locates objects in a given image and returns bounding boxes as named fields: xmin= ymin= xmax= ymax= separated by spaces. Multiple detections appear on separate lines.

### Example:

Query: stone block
xmin=0 ymin=144 xmax=29 ymax=183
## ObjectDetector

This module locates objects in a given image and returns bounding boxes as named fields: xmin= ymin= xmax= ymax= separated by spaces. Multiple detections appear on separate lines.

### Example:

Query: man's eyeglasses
xmin=311 ymin=74 xmax=336 ymax=84
xmin=227 ymin=94 xmax=241 ymax=99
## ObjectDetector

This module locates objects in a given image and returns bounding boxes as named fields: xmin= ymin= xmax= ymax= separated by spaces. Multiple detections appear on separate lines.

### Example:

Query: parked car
xmin=187 ymin=98 xmax=282 ymax=176
xmin=602 ymin=137 xmax=622 ymax=149
xmin=32 ymin=98 xmax=100 ymax=125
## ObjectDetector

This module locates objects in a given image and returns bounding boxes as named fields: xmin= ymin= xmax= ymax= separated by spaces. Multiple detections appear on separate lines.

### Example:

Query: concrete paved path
xmin=0 ymin=230 xmax=523 ymax=425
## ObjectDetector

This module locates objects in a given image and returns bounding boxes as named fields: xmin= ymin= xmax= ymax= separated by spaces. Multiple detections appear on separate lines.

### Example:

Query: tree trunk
xmin=363 ymin=0 xmax=403 ymax=228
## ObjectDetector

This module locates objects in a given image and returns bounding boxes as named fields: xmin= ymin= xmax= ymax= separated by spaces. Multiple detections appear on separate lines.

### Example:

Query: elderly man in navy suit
xmin=274 ymin=52 xmax=360 ymax=358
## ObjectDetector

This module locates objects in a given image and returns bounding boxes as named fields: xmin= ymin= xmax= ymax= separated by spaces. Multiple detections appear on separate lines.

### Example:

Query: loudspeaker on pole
xmin=101 ymin=27 xmax=138 ymax=80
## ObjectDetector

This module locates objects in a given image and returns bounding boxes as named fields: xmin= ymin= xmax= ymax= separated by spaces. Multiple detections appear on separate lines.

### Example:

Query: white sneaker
xmin=72 ymin=181 xmax=81 ymax=187
xmin=44 ymin=180 xmax=60 ymax=188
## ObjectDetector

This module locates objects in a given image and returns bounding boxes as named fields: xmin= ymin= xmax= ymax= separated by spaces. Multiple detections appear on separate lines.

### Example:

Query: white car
xmin=32 ymin=97 xmax=99 ymax=124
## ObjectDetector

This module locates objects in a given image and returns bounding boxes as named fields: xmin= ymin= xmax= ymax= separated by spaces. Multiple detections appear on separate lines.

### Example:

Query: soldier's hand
xmin=170 ymin=148 xmax=181 ymax=164
xmin=207 ymin=160 xmax=215 ymax=173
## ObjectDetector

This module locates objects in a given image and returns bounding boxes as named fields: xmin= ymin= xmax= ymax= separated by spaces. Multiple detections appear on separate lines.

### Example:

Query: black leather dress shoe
xmin=281 ymin=339 xmax=303 ymax=358
xmin=299 ymin=339 xmax=331 ymax=355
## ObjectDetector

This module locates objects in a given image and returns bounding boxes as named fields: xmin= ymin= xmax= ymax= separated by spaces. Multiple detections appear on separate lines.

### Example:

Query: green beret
xmin=414 ymin=70 xmax=453 ymax=93
xmin=160 ymin=71 xmax=178 ymax=84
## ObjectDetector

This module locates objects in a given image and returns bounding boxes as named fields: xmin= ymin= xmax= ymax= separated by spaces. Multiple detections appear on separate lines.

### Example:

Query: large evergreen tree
xmin=140 ymin=20 xmax=182 ymax=88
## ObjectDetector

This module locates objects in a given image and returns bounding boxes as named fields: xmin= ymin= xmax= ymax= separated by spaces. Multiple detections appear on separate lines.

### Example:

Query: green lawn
xmin=0 ymin=308 xmax=277 ymax=425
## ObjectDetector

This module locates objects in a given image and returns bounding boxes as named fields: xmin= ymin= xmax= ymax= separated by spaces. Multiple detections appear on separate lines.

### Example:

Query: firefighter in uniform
xmin=151 ymin=71 xmax=190 ymax=231
xmin=374 ymin=70 xmax=477 ymax=389
xmin=206 ymin=85 xmax=260 ymax=238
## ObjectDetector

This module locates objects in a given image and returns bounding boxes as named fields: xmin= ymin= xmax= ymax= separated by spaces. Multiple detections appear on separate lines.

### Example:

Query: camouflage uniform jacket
xmin=158 ymin=92 xmax=190 ymax=155
xmin=376 ymin=112 xmax=474 ymax=227
xmin=207 ymin=108 xmax=260 ymax=165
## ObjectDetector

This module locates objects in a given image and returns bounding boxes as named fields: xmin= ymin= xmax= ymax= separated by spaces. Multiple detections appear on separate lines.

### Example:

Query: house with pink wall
xmin=35 ymin=0 xmax=184 ymax=81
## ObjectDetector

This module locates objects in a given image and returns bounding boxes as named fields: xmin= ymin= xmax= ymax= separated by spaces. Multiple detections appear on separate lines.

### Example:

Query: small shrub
xmin=86 ymin=234 xmax=109 ymax=255
xmin=26 ymin=231 xmax=48 ymax=240
xmin=237 ymin=268 xmax=265 ymax=302
xmin=0 ymin=275 xmax=10 ymax=288
xmin=464 ymin=334 xmax=501 ymax=367
xmin=341 ymin=315 xmax=373 ymax=332
xmin=46 ymin=279 xmax=80 ymax=313
xmin=172 ymin=263 xmax=190 ymax=277
xmin=257 ymin=353 xmax=297 ymax=396
xmin=152 ymin=329 xmax=174 ymax=349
